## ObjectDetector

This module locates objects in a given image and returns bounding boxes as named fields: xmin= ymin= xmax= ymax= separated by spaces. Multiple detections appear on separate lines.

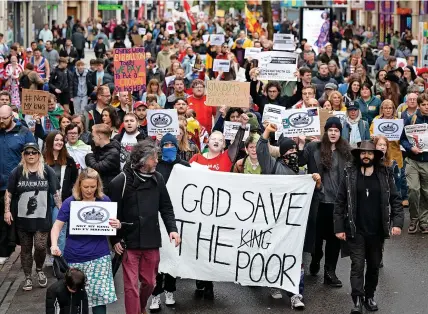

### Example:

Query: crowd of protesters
xmin=0 ymin=8 xmax=427 ymax=314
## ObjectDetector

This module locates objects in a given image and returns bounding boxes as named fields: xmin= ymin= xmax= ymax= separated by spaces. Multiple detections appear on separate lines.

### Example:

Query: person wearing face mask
xmin=298 ymin=117 xmax=352 ymax=289
xmin=149 ymin=133 xmax=189 ymax=311
xmin=341 ymin=103 xmax=371 ymax=148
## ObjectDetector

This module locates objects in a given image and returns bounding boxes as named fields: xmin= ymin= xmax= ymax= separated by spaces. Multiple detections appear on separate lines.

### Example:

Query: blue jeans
xmin=52 ymin=206 xmax=67 ymax=253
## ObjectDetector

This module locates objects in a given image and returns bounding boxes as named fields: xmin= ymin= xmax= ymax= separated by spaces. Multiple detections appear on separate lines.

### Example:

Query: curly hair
xmin=225 ymin=108 xmax=244 ymax=121
xmin=320 ymin=132 xmax=352 ymax=170
xmin=129 ymin=140 xmax=159 ymax=169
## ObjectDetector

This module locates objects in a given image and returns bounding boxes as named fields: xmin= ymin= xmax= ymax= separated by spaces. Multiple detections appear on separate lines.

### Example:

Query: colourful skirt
xmin=69 ymin=255 xmax=117 ymax=307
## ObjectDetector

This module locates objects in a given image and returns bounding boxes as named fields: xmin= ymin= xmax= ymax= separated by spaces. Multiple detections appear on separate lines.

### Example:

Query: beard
xmin=0 ymin=119 xmax=12 ymax=130
xmin=360 ymin=158 xmax=374 ymax=168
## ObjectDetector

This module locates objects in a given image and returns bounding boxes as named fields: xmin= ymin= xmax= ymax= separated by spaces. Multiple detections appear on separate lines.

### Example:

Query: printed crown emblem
xmin=82 ymin=208 xmax=105 ymax=221
xmin=380 ymin=123 xmax=396 ymax=132
xmin=153 ymin=115 xmax=169 ymax=124
xmin=292 ymin=114 xmax=310 ymax=125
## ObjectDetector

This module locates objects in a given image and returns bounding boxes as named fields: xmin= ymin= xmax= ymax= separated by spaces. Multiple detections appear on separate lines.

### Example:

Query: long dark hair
xmin=346 ymin=77 xmax=361 ymax=100
xmin=44 ymin=131 xmax=68 ymax=166
xmin=320 ymin=132 xmax=352 ymax=170
xmin=101 ymin=106 xmax=121 ymax=129
xmin=382 ymin=81 xmax=400 ymax=107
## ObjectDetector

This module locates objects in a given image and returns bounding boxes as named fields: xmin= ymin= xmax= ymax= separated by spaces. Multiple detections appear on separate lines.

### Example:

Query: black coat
xmin=86 ymin=71 xmax=115 ymax=96
xmin=59 ymin=46 xmax=79 ymax=68
xmin=156 ymin=157 xmax=190 ymax=183
xmin=113 ymin=25 xmax=127 ymax=40
xmin=49 ymin=67 xmax=73 ymax=95
xmin=109 ymin=164 xmax=178 ymax=249
xmin=85 ymin=140 xmax=121 ymax=196
xmin=46 ymin=279 xmax=89 ymax=314
xmin=334 ymin=163 xmax=404 ymax=241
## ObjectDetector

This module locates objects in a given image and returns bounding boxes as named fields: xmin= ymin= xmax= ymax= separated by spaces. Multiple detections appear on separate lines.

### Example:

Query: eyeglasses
xmin=24 ymin=151 xmax=39 ymax=156
xmin=0 ymin=115 xmax=12 ymax=121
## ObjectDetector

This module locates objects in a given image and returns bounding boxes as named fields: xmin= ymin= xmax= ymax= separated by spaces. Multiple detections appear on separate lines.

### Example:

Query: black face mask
xmin=284 ymin=152 xmax=299 ymax=173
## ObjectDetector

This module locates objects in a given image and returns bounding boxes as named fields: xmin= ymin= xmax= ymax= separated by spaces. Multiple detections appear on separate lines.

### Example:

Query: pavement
xmin=1 ymin=212 xmax=428 ymax=314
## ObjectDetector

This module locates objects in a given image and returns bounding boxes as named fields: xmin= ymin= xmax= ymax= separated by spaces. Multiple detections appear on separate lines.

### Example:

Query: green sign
xmin=98 ymin=4 xmax=123 ymax=10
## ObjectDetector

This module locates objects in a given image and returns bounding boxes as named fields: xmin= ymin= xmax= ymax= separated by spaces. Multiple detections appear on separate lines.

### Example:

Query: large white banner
xmin=159 ymin=166 xmax=315 ymax=294
xmin=373 ymin=119 xmax=404 ymax=141
xmin=255 ymin=51 xmax=298 ymax=81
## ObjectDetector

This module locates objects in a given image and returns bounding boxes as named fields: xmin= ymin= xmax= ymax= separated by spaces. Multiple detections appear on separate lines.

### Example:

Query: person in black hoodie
xmin=149 ymin=133 xmax=189 ymax=311
xmin=46 ymin=268 xmax=89 ymax=314
xmin=85 ymin=124 xmax=120 ymax=196
xmin=93 ymin=37 xmax=106 ymax=59
xmin=49 ymin=57 xmax=73 ymax=113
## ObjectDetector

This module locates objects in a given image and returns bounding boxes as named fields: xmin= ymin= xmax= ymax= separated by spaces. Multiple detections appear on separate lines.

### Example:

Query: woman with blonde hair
xmin=4 ymin=143 xmax=62 ymax=291
xmin=142 ymin=79 xmax=166 ymax=108
xmin=177 ymin=123 xmax=199 ymax=161
xmin=328 ymin=91 xmax=346 ymax=111
xmin=370 ymin=99 xmax=403 ymax=169
xmin=51 ymin=168 xmax=121 ymax=314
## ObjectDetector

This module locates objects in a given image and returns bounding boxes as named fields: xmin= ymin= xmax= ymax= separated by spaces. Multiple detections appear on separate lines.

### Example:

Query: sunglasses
xmin=24 ymin=151 xmax=39 ymax=156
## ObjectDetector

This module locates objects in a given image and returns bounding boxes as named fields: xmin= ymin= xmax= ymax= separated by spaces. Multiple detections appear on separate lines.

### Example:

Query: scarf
xmin=175 ymin=91 xmax=185 ymax=98
xmin=47 ymin=105 xmax=64 ymax=130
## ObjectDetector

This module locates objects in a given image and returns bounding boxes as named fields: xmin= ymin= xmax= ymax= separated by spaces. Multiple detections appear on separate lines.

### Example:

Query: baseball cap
xmin=133 ymin=101 xmax=148 ymax=109
xmin=23 ymin=143 xmax=41 ymax=154
xmin=325 ymin=83 xmax=338 ymax=90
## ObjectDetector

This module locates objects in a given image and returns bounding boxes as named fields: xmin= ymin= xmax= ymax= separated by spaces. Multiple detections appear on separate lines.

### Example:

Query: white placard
xmin=262 ymin=104 xmax=285 ymax=125
xmin=138 ymin=28 xmax=146 ymax=35
xmin=273 ymin=34 xmax=295 ymax=51
xmin=396 ymin=57 xmax=407 ymax=68
xmin=69 ymin=201 xmax=117 ymax=236
xmin=202 ymin=34 xmax=210 ymax=43
xmin=255 ymin=51 xmax=298 ymax=81
xmin=147 ymin=109 xmax=179 ymax=136
xmin=210 ymin=34 xmax=225 ymax=46
xmin=166 ymin=22 xmax=176 ymax=34
xmin=244 ymin=47 xmax=262 ymax=59
xmin=213 ymin=59 xmax=230 ymax=72
xmin=373 ymin=119 xmax=404 ymax=141
xmin=165 ymin=75 xmax=176 ymax=87
xmin=159 ymin=165 xmax=315 ymax=294
xmin=223 ymin=121 xmax=250 ymax=141
xmin=405 ymin=123 xmax=428 ymax=152
xmin=282 ymin=108 xmax=321 ymax=137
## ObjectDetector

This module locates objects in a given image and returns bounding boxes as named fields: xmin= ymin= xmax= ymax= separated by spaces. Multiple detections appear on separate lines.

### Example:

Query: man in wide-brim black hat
xmin=334 ymin=140 xmax=404 ymax=314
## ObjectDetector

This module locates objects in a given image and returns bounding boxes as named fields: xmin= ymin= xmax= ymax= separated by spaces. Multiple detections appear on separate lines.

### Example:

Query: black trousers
xmin=196 ymin=280 xmax=213 ymax=290
xmin=347 ymin=233 xmax=384 ymax=298
xmin=312 ymin=202 xmax=341 ymax=271
xmin=0 ymin=191 xmax=15 ymax=257
xmin=152 ymin=273 xmax=176 ymax=296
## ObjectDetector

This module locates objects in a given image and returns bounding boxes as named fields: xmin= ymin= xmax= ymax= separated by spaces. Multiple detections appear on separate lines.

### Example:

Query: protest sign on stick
xmin=114 ymin=47 xmax=146 ymax=92
xmin=159 ymin=165 xmax=315 ymax=294
xmin=206 ymin=81 xmax=250 ymax=108
xmin=21 ymin=89 xmax=49 ymax=116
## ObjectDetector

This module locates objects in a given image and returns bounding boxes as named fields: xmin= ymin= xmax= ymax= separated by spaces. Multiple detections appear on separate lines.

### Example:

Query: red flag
xmin=183 ymin=0 xmax=197 ymax=31
xmin=138 ymin=5 xmax=145 ymax=20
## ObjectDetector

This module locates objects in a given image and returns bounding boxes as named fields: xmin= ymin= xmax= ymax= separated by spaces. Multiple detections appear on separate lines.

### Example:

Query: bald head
xmin=0 ymin=105 xmax=14 ymax=130
xmin=0 ymin=105 xmax=12 ymax=115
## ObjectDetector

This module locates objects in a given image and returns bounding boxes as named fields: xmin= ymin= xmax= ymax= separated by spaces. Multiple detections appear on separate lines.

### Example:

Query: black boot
xmin=309 ymin=259 xmax=320 ymax=276
xmin=350 ymin=296 xmax=363 ymax=314
xmin=364 ymin=297 xmax=379 ymax=311
xmin=324 ymin=269 xmax=343 ymax=287
xmin=204 ymin=287 xmax=214 ymax=300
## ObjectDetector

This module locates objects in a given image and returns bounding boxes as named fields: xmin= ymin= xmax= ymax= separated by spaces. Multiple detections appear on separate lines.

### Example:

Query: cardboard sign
xmin=69 ymin=201 xmax=117 ymax=236
xmin=206 ymin=81 xmax=250 ymax=108
xmin=273 ymin=34 xmax=295 ymax=51
xmin=213 ymin=59 xmax=230 ymax=72
xmin=373 ymin=119 xmax=404 ymax=141
xmin=282 ymin=108 xmax=321 ymax=137
xmin=223 ymin=121 xmax=250 ymax=141
xmin=21 ymin=89 xmax=49 ymax=116
xmin=210 ymin=34 xmax=225 ymax=46
xmin=255 ymin=51 xmax=298 ymax=81
xmin=113 ymin=47 xmax=146 ymax=92
xmin=147 ymin=109 xmax=179 ymax=136
xmin=244 ymin=47 xmax=262 ymax=59
xmin=159 ymin=165 xmax=315 ymax=294
xmin=405 ymin=124 xmax=428 ymax=152
xmin=166 ymin=22 xmax=176 ymax=34
xmin=131 ymin=34 xmax=143 ymax=47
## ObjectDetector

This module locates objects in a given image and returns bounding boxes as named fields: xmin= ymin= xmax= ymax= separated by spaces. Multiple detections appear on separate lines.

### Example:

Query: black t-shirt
xmin=356 ymin=170 xmax=382 ymax=236
xmin=8 ymin=165 xmax=59 ymax=232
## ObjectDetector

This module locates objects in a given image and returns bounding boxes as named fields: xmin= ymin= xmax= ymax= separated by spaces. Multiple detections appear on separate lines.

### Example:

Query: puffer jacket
xmin=311 ymin=73 xmax=338 ymax=99
xmin=334 ymin=163 xmax=404 ymax=239
xmin=46 ymin=279 xmax=89 ymax=314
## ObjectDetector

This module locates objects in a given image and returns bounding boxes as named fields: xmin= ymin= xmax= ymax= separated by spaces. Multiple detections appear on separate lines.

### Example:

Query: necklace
xmin=366 ymin=188 xmax=369 ymax=197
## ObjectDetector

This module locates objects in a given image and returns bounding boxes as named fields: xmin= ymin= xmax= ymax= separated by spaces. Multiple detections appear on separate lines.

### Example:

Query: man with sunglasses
xmin=0 ymin=105 xmax=35 ymax=264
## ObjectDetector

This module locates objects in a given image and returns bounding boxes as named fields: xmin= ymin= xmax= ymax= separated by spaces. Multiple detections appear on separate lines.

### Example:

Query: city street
xmin=1 ymin=213 xmax=427 ymax=314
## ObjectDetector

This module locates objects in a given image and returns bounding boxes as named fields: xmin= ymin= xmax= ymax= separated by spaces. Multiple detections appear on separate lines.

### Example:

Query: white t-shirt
xmin=120 ymin=132 xmax=139 ymax=169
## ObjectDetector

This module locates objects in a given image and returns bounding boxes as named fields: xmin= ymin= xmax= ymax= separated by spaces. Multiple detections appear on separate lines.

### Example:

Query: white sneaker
xmin=165 ymin=291 xmax=176 ymax=306
xmin=0 ymin=257 xmax=8 ymax=265
xmin=290 ymin=294 xmax=305 ymax=310
xmin=149 ymin=295 xmax=161 ymax=311
xmin=270 ymin=288 xmax=283 ymax=299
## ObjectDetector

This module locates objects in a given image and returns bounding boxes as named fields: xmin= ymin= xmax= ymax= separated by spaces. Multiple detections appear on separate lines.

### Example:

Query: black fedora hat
xmin=385 ymin=71 xmax=400 ymax=84
xmin=351 ymin=140 xmax=384 ymax=160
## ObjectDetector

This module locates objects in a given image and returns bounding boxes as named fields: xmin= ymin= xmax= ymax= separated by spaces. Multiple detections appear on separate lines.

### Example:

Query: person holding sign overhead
xmin=51 ymin=168 xmax=121 ymax=314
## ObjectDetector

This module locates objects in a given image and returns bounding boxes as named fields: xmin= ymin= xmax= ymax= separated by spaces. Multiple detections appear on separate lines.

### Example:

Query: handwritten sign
xmin=223 ymin=121 xmax=250 ymax=141
xmin=69 ymin=201 xmax=117 ymax=236
xmin=113 ymin=47 xmax=146 ymax=92
xmin=213 ymin=59 xmax=230 ymax=72
xmin=159 ymin=165 xmax=315 ymax=294
xmin=206 ymin=81 xmax=250 ymax=108
xmin=282 ymin=108 xmax=321 ymax=137
xmin=21 ymin=89 xmax=49 ymax=116
xmin=373 ymin=119 xmax=404 ymax=141
xmin=405 ymin=123 xmax=428 ymax=152
xmin=147 ymin=109 xmax=179 ymax=136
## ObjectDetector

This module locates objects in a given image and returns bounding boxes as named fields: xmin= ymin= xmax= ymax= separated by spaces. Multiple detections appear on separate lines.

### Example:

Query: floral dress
xmin=4 ymin=63 xmax=24 ymax=107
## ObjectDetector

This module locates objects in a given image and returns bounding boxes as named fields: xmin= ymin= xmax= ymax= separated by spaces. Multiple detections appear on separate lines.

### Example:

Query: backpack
xmin=19 ymin=73 xmax=31 ymax=90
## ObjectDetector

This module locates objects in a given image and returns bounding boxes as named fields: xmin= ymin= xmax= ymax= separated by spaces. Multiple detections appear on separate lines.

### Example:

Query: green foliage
xmin=217 ymin=0 xmax=245 ymax=12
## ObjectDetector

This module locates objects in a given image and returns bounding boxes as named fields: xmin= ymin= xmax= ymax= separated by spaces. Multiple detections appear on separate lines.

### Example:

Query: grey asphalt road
xmin=5 ymin=212 xmax=428 ymax=314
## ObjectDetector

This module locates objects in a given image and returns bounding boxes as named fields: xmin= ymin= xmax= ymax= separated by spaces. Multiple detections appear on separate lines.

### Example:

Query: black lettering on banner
xmin=235 ymin=251 xmax=251 ymax=281
xmin=200 ymin=186 xmax=215 ymax=216
xmin=213 ymin=226 xmax=235 ymax=266
xmin=265 ymin=254 xmax=282 ymax=284
xmin=270 ymin=192 xmax=288 ymax=223
xmin=235 ymin=191 xmax=255 ymax=221
xmin=253 ymin=193 xmax=268 ymax=225
xmin=238 ymin=228 xmax=272 ymax=249
xmin=196 ymin=223 xmax=215 ymax=262
xmin=286 ymin=192 xmax=307 ymax=226
xmin=182 ymin=184 xmax=199 ymax=212
xmin=216 ymin=188 xmax=231 ymax=217
xmin=281 ymin=254 xmax=297 ymax=286
xmin=249 ymin=253 xmax=265 ymax=282
xmin=176 ymin=219 xmax=196 ymax=256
